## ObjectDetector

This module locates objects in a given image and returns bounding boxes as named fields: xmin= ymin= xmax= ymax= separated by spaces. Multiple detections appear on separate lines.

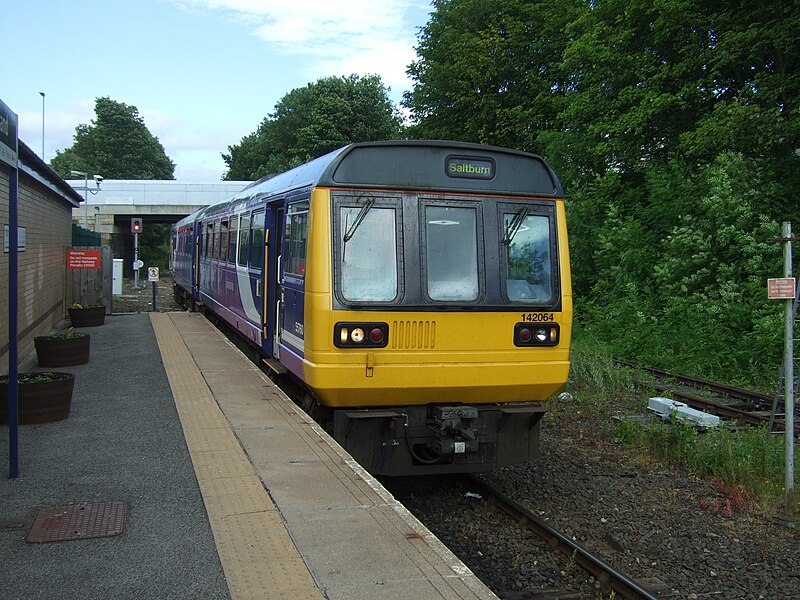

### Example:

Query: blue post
xmin=8 ymin=156 xmax=19 ymax=478
xmin=2 ymin=99 xmax=20 ymax=478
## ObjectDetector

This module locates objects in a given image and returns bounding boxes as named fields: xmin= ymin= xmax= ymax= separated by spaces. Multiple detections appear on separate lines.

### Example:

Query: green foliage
xmin=138 ymin=223 xmax=171 ymax=274
xmin=223 ymin=75 xmax=404 ymax=180
xmin=617 ymin=418 xmax=790 ymax=499
xmin=404 ymin=0 xmax=581 ymax=150
xmin=50 ymin=97 xmax=175 ymax=180
xmin=37 ymin=331 xmax=88 ymax=340
xmin=0 ymin=372 xmax=69 ymax=384
xmin=567 ymin=334 xmax=637 ymax=401
xmin=576 ymin=154 xmax=784 ymax=387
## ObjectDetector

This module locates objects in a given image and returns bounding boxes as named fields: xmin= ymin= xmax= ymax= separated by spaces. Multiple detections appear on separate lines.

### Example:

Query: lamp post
xmin=69 ymin=170 xmax=103 ymax=230
xmin=39 ymin=92 xmax=45 ymax=160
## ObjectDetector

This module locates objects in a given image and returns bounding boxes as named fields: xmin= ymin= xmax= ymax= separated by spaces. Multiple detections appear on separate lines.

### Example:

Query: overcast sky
xmin=3 ymin=0 xmax=432 ymax=180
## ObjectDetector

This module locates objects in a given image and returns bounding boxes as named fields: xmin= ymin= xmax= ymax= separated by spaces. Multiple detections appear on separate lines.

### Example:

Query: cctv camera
xmin=93 ymin=175 xmax=104 ymax=183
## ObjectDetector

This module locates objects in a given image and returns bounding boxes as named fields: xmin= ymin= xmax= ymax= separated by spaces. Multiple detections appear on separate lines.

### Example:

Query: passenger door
xmin=269 ymin=206 xmax=284 ymax=359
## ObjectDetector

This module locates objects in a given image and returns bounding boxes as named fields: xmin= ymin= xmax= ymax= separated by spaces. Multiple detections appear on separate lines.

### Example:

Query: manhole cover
xmin=27 ymin=502 xmax=127 ymax=543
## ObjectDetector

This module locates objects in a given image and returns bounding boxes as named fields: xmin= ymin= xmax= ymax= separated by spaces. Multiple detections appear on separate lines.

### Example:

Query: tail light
xmin=514 ymin=323 xmax=559 ymax=347
xmin=334 ymin=322 xmax=389 ymax=348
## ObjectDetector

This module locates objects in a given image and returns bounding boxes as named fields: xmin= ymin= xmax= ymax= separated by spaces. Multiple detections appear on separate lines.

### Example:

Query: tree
xmin=555 ymin=0 xmax=800 ymax=179
xmin=403 ymin=0 xmax=581 ymax=151
xmin=50 ymin=97 xmax=175 ymax=180
xmin=223 ymin=75 xmax=404 ymax=180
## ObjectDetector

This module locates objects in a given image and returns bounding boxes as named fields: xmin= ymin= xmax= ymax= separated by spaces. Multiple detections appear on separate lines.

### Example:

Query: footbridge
xmin=67 ymin=179 xmax=253 ymax=237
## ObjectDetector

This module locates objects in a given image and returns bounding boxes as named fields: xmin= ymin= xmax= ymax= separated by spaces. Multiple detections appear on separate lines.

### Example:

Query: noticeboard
xmin=767 ymin=277 xmax=796 ymax=300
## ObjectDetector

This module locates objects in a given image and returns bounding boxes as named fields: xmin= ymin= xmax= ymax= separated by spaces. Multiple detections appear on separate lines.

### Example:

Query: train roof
xmin=191 ymin=141 xmax=563 ymax=222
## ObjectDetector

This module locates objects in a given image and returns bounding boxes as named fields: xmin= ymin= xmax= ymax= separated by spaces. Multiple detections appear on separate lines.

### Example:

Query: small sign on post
xmin=767 ymin=277 xmax=796 ymax=300
xmin=148 ymin=267 xmax=159 ymax=312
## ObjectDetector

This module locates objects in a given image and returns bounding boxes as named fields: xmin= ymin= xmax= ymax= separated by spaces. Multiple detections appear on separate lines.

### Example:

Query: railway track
xmin=616 ymin=360 xmax=799 ymax=435
xmin=465 ymin=476 xmax=666 ymax=600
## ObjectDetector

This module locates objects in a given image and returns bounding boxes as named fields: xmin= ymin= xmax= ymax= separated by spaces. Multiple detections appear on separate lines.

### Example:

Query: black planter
xmin=68 ymin=306 xmax=106 ymax=327
xmin=34 ymin=334 xmax=91 ymax=367
xmin=0 ymin=372 xmax=75 ymax=424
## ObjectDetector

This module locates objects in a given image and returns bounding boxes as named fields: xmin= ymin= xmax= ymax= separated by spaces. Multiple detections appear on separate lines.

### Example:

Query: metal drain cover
xmin=27 ymin=502 xmax=127 ymax=543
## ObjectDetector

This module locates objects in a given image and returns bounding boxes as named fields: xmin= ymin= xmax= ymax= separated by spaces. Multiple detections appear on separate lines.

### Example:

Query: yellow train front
xmin=285 ymin=141 xmax=572 ymax=476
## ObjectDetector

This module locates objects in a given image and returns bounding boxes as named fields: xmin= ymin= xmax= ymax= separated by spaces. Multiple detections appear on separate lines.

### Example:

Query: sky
xmin=3 ymin=0 xmax=433 ymax=181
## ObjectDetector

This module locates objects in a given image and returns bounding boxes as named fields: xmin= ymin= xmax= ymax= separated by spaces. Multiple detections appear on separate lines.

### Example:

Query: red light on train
xmin=514 ymin=323 xmax=559 ymax=347
xmin=334 ymin=322 xmax=389 ymax=348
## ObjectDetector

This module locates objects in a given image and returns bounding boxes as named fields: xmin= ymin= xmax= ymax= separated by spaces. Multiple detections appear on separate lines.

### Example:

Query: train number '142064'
xmin=521 ymin=313 xmax=555 ymax=322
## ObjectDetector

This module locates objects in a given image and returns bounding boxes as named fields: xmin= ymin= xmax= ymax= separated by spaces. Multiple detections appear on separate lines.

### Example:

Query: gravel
xmin=112 ymin=276 xmax=182 ymax=314
xmin=385 ymin=394 xmax=800 ymax=599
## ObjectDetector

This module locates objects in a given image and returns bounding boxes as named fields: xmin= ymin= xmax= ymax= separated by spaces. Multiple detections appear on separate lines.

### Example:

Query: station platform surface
xmin=1 ymin=311 xmax=497 ymax=600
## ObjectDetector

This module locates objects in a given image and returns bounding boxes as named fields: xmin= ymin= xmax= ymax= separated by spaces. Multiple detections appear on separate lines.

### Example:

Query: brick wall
xmin=1 ymin=163 xmax=73 ymax=374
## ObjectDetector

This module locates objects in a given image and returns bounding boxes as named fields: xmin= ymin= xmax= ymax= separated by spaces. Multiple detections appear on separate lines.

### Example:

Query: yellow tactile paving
xmin=150 ymin=312 xmax=323 ymax=600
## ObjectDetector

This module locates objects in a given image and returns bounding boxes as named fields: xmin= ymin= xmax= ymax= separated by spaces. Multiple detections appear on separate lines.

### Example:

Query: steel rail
xmin=615 ymin=360 xmax=798 ymax=434
xmin=467 ymin=476 xmax=661 ymax=600
xmin=614 ymin=360 xmax=772 ymax=405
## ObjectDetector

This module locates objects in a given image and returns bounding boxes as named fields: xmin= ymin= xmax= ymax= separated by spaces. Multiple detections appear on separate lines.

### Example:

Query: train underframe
xmin=310 ymin=396 xmax=547 ymax=477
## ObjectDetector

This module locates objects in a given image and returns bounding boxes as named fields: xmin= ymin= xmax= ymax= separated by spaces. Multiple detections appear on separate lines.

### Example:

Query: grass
xmin=566 ymin=334 xmax=799 ymax=511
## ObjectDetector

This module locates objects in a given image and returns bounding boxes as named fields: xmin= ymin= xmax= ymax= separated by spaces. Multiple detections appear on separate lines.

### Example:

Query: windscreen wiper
xmin=344 ymin=197 xmax=375 ymax=244
xmin=503 ymin=207 xmax=528 ymax=245
xmin=343 ymin=197 xmax=375 ymax=261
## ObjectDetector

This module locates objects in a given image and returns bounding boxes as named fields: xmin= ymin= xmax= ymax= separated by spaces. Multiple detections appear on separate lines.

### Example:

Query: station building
xmin=1 ymin=140 xmax=83 ymax=374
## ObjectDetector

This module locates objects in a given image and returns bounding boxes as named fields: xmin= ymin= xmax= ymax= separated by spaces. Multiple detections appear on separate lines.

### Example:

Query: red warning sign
xmin=67 ymin=249 xmax=102 ymax=270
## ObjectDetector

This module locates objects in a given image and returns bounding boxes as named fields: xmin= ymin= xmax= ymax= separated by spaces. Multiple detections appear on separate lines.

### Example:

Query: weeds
xmin=567 ymin=336 xmax=797 ymax=508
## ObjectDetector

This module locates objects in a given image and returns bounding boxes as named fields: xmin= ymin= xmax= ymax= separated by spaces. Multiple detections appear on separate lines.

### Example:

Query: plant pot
xmin=68 ymin=306 xmax=106 ymax=327
xmin=0 ymin=372 xmax=75 ymax=424
xmin=34 ymin=333 xmax=91 ymax=367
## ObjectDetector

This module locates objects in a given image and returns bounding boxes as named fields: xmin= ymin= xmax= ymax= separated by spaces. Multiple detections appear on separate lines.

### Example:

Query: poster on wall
xmin=3 ymin=224 xmax=26 ymax=253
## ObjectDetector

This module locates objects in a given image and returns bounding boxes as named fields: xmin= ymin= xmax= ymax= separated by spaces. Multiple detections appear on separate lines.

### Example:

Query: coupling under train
xmin=170 ymin=140 xmax=572 ymax=476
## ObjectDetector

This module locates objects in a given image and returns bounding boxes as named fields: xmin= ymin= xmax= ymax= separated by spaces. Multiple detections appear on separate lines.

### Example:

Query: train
xmin=170 ymin=140 xmax=572 ymax=476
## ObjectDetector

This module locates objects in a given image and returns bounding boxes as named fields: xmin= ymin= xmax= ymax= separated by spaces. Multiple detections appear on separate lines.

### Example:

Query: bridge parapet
xmin=67 ymin=180 xmax=252 ymax=229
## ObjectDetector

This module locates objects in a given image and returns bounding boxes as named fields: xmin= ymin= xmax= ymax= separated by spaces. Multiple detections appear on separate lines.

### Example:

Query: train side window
xmin=424 ymin=205 xmax=479 ymax=301
xmin=220 ymin=220 xmax=229 ymax=262
xmin=502 ymin=208 xmax=554 ymax=303
xmin=249 ymin=210 xmax=265 ymax=270
xmin=284 ymin=202 xmax=309 ymax=278
xmin=229 ymin=217 xmax=238 ymax=264
xmin=238 ymin=214 xmax=250 ymax=267
xmin=205 ymin=222 xmax=214 ymax=257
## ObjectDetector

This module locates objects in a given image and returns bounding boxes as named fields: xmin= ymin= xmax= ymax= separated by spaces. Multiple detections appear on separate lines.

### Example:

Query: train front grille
xmin=391 ymin=320 xmax=437 ymax=350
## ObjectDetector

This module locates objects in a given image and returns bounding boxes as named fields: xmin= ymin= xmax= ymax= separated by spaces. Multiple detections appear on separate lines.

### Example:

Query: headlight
xmin=514 ymin=323 xmax=559 ymax=347
xmin=334 ymin=322 xmax=389 ymax=348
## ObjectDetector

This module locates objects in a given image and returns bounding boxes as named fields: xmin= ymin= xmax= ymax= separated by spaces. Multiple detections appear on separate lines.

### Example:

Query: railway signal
xmin=131 ymin=217 xmax=143 ymax=288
